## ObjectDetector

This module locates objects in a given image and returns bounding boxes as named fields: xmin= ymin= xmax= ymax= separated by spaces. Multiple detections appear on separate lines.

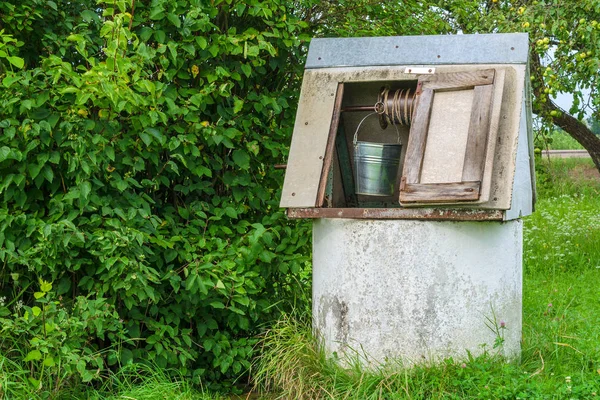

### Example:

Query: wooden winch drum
xmin=353 ymin=112 xmax=402 ymax=196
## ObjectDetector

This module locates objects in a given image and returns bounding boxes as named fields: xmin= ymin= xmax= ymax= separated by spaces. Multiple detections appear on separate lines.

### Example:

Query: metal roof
xmin=305 ymin=33 xmax=529 ymax=69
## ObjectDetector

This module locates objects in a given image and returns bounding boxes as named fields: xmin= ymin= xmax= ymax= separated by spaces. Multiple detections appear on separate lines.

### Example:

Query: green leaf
xmin=140 ymin=132 xmax=152 ymax=146
xmin=66 ymin=34 xmax=83 ymax=42
xmin=41 ymin=165 xmax=54 ymax=183
xmin=80 ymin=181 xmax=92 ymax=200
xmin=31 ymin=108 xmax=52 ymax=120
xmin=31 ymin=306 xmax=42 ymax=316
xmin=76 ymin=359 xmax=86 ymax=375
xmin=0 ymin=146 xmax=10 ymax=162
xmin=233 ymin=97 xmax=244 ymax=114
xmin=34 ymin=291 xmax=46 ymax=299
xmin=195 ymin=37 xmax=208 ymax=49
xmin=43 ymin=356 xmax=56 ymax=367
xmin=105 ymin=146 xmax=115 ymax=161
xmin=145 ymin=128 xmax=166 ymax=145
xmin=224 ymin=207 xmax=237 ymax=218
xmin=24 ymin=350 xmax=42 ymax=362
xmin=40 ymin=279 xmax=52 ymax=292
xmin=154 ymin=30 xmax=166 ymax=44
xmin=240 ymin=64 xmax=251 ymax=77
xmin=167 ymin=13 xmax=181 ymax=28
xmin=2 ymin=74 xmax=21 ymax=88
xmin=120 ymin=349 xmax=133 ymax=366
xmin=81 ymin=9 xmax=99 ymax=23
xmin=28 ymin=163 xmax=43 ymax=179
xmin=210 ymin=301 xmax=225 ymax=309
xmin=232 ymin=150 xmax=250 ymax=170
xmin=7 ymin=56 xmax=24 ymax=69
xmin=146 ymin=334 xmax=160 ymax=344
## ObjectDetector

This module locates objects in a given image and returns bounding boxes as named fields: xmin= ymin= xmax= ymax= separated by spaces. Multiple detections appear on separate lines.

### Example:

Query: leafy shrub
xmin=0 ymin=0 xmax=311 ymax=389
xmin=0 ymin=279 xmax=126 ymax=395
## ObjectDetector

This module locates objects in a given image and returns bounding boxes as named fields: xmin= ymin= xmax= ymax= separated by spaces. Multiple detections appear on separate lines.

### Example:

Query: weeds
xmin=90 ymin=363 xmax=215 ymax=400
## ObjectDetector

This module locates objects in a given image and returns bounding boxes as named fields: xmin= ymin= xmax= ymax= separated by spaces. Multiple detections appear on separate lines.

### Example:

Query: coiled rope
xmin=377 ymin=87 xmax=417 ymax=128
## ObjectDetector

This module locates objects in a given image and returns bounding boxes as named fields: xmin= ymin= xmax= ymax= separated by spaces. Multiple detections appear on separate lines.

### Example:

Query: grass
xmin=536 ymin=156 xmax=600 ymax=199
xmin=252 ymin=157 xmax=600 ymax=399
xmin=0 ymin=361 xmax=221 ymax=400
xmin=89 ymin=364 xmax=219 ymax=400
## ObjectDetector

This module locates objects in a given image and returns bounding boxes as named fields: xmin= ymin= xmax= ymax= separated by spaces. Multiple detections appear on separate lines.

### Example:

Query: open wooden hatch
xmin=280 ymin=34 xmax=534 ymax=221
xmin=399 ymin=68 xmax=505 ymax=205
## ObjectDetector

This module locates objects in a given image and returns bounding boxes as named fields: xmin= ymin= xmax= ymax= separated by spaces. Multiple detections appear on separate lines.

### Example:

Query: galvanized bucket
xmin=353 ymin=112 xmax=402 ymax=196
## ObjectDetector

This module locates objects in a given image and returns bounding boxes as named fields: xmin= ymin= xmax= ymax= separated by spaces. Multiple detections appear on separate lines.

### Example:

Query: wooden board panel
xmin=418 ymin=69 xmax=495 ymax=91
xmin=280 ymin=70 xmax=339 ymax=208
xmin=399 ymin=181 xmax=480 ymax=203
xmin=462 ymin=84 xmax=494 ymax=181
xmin=420 ymin=89 xmax=473 ymax=184
xmin=287 ymin=207 xmax=503 ymax=220
xmin=316 ymin=83 xmax=345 ymax=207
xmin=402 ymin=88 xmax=434 ymax=184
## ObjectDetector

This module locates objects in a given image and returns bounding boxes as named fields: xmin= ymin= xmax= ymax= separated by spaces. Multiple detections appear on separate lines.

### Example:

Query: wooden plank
xmin=476 ymin=67 xmax=505 ymax=205
xmin=316 ymin=82 xmax=344 ymax=207
xmin=462 ymin=84 xmax=494 ymax=182
xmin=399 ymin=181 xmax=481 ymax=203
xmin=287 ymin=207 xmax=504 ymax=221
xmin=402 ymin=87 xmax=434 ymax=184
xmin=324 ymin=156 xmax=334 ymax=207
xmin=419 ymin=69 xmax=495 ymax=91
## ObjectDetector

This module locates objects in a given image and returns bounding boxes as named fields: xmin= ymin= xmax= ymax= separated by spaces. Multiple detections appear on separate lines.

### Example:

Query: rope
xmin=378 ymin=87 xmax=416 ymax=126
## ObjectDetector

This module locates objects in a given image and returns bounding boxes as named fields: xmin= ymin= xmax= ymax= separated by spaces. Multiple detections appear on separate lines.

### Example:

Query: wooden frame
xmin=399 ymin=69 xmax=499 ymax=204
xmin=316 ymin=82 xmax=345 ymax=207
xmin=288 ymin=207 xmax=504 ymax=221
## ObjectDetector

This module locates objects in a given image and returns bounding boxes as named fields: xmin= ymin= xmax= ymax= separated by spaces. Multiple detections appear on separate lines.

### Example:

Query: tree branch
xmin=530 ymin=51 xmax=600 ymax=170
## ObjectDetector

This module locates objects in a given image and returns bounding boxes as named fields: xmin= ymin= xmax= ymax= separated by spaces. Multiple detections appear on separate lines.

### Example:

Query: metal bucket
xmin=354 ymin=141 xmax=402 ymax=196
xmin=353 ymin=112 xmax=402 ymax=196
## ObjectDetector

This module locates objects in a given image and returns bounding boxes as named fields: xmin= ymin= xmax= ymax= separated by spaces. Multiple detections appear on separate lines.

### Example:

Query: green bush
xmin=0 ymin=279 xmax=126 ymax=395
xmin=0 ymin=0 xmax=311 ymax=389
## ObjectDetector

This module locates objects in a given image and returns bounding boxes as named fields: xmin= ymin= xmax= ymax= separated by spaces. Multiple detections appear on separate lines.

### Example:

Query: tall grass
xmin=0 ymin=360 xmax=219 ymax=400
xmin=535 ymin=156 xmax=600 ymax=198
xmin=544 ymin=130 xmax=585 ymax=150
xmin=90 ymin=364 xmax=216 ymax=400
xmin=252 ymin=157 xmax=600 ymax=399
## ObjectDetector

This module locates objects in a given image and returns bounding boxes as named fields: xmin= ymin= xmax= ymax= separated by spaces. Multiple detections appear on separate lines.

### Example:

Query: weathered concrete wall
xmin=313 ymin=219 xmax=522 ymax=366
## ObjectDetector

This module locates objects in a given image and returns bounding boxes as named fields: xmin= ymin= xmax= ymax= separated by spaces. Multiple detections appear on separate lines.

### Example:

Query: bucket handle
xmin=352 ymin=104 xmax=401 ymax=146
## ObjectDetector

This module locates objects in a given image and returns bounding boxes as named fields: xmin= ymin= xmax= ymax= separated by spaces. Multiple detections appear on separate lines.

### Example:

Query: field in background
xmin=544 ymin=130 xmax=586 ymax=150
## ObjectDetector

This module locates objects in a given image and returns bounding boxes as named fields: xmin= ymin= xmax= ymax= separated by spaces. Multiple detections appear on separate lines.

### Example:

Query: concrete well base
xmin=312 ymin=218 xmax=522 ymax=366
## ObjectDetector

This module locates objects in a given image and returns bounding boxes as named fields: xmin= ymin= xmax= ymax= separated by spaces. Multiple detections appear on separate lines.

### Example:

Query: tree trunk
xmin=545 ymin=100 xmax=600 ymax=172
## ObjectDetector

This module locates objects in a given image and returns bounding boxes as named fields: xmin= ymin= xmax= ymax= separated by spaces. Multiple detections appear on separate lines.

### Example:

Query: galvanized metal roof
xmin=305 ymin=33 xmax=529 ymax=69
